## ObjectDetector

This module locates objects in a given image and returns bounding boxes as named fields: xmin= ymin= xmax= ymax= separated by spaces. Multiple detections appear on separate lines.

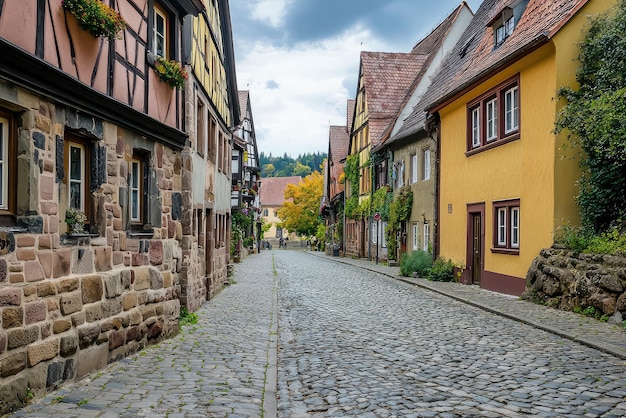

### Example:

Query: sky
xmin=229 ymin=0 xmax=484 ymax=158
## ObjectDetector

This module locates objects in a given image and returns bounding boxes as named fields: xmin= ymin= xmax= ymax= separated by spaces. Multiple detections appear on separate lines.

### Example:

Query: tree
xmin=277 ymin=171 xmax=323 ymax=237
xmin=292 ymin=161 xmax=312 ymax=177
xmin=556 ymin=0 xmax=626 ymax=232
xmin=262 ymin=163 xmax=275 ymax=177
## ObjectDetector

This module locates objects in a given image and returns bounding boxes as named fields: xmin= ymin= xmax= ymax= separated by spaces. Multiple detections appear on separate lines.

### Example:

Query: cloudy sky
xmin=229 ymin=0 xmax=483 ymax=158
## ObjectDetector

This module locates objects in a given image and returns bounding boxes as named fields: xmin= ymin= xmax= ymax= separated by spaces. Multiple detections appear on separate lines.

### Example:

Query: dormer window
xmin=495 ymin=16 xmax=515 ymax=45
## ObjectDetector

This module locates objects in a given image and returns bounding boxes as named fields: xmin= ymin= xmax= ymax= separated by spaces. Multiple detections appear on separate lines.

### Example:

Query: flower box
xmin=153 ymin=56 xmax=188 ymax=89
xmin=62 ymin=0 xmax=127 ymax=40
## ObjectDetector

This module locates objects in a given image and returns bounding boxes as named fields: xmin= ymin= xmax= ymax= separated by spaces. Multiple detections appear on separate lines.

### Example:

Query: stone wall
xmin=0 ymin=86 xmax=191 ymax=413
xmin=522 ymin=247 xmax=626 ymax=322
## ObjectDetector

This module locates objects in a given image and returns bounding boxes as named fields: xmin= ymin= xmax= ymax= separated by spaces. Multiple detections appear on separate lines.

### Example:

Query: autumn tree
xmin=277 ymin=171 xmax=323 ymax=237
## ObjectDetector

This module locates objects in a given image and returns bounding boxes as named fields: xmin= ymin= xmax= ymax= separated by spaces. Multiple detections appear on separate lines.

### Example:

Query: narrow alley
xmin=12 ymin=250 xmax=626 ymax=417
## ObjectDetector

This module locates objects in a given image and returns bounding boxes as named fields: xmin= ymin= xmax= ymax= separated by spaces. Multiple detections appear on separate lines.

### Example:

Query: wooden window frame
xmin=64 ymin=135 xmax=92 ymax=229
xmin=154 ymin=2 xmax=169 ymax=59
xmin=0 ymin=111 xmax=17 ymax=218
xmin=130 ymin=158 xmax=143 ymax=223
xmin=492 ymin=199 xmax=520 ymax=255
xmin=466 ymin=75 xmax=520 ymax=156
xmin=196 ymin=97 xmax=206 ymax=157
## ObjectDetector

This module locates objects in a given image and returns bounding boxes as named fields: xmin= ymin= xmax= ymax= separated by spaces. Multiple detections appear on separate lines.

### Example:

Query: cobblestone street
xmin=12 ymin=249 xmax=626 ymax=417
xmin=275 ymin=251 xmax=626 ymax=418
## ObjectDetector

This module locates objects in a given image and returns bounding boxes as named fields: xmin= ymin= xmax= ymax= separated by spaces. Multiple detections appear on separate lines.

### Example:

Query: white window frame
xmin=410 ymin=153 xmax=417 ymax=184
xmin=68 ymin=142 xmax=86 ymax=212
xmin=371 ymin=219 xmax=377 ymax=244
xmin=423 ymin=149 xmax=431 ymax=181
xmin=130 ymin=159 xmax=142 ymax=222
xmin=486 ymin=98 xmax=498 ymax=141
xmin=504 ymin=86 xmax=519 ymax=134
xmin=511 ymin=206 xmax=520 ymax=248
xmin=471 ymin=107 xmax=480 ymax=148
xmin=497 ymin=207 xmax=507 ymax=246
xmin=412 ymin=223 xmax=418 ymax=251
xmin=422 ymin=223 xmax=430 ymax=252
xmin=0 ymin=117 xmax=8 ymax=210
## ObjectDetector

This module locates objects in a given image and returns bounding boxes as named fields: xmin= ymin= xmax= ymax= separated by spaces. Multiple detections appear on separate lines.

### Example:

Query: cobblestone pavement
xmin=277 ymin=251 xmax=626 ymax=417
xmin=12 ymin=251 xmax=278 ymax=418
xmin=11 ymin=249 xmax=626 ymax=417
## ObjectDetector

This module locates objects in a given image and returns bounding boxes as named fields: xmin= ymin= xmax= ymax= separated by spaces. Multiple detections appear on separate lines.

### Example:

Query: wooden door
xmin=472 ymin=214 xmax=482 ymax=285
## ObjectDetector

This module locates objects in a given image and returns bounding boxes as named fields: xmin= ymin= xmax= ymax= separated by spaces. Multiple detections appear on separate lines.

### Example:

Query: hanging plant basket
xmin=62 ymin=0 xmax=127 ymax=40
xmin=153 ymin=56 xmax=188 ymax=89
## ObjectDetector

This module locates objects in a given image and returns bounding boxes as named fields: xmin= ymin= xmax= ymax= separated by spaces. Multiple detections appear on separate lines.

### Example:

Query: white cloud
xmin=250 ymin=0 xmax=290 ymax=28
xmin=236 ymin=25 xmax=389 ymax=157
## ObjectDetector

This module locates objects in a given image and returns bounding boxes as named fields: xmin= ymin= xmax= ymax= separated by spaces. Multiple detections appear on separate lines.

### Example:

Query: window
xmin=395 ymin=160 xmax=404 ymax=188
xmin=67 ymin=142 xmax=87 ymax=212
xmin=263 ymin=209 xmax=268 ymax=217
xmin=0 ymin=112 xmax=16 ymax=217
xmin=154 ymin=3 xmax=169 ymax=58
xmin=486 ymin=98 xmax=497 ymax=141
xmin=381 ymin=221 xmax=387 ymax=248
xmin=410 ymin=154 xmax=417 ymax=184
xmin=412 ymin=223 xmax=418 ymax=251
xmin=130 ymin=159 xmax=142 ymax=222
xmin=0 ymin=117 xmax=7 ymax=210
xmin=423 ymin=149 xmax=431 ymax=180
xmin=196 ymin=98 xmax=206 ymax=156
xmin=493 ymin=199 xmax=520 ymax=253
xmin=471 ymin=107 xmax=480 ymax=148
xmin=129 ymin=150 xmax=152 ymax=232
xmin=64 ymin=135 xmax=92 ymax=229
xmin=423 ymin=223 xmax=430 ymax=252
xmin=495 ymin=16 xmax=515 ymax=46
xmin=466 ymin=75 xmax=520 ymax=153
xmin=504 ymin=86 xmax=519 ymax=134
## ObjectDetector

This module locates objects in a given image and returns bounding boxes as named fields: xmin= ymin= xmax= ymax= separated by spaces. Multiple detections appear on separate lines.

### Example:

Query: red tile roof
xmin=382 ymin=2 xmax=473 ymax=145
xmin=430 ymin=0 xmax=589 ymax=110
xmin=238 ymin=90 xmax=249 ymax=121
xmin=329 ymin=126 xmax=349 ymax=168
xmin=347 ymin=99 xmax=355 ymax=133
xmin=361 ymin=51 xmax=428 ymax=147
xmin=394 ymin=0 xmax=590 ymax=140
xmin=260 ymin=176 xmax=302 ymax=206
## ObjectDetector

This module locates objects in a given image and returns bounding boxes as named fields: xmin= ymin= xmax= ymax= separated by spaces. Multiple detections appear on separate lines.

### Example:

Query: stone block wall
xmin=523 ymin=247 xmax=626 ymax=321
xmin=0 ymin=86 xmax=191 ymax=413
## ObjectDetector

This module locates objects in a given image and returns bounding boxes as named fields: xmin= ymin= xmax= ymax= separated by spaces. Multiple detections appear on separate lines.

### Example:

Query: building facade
xmin=425 ymin=0 xmax=615 ymax=295
xmin=0 ymin=0 xmax=239 ymax=411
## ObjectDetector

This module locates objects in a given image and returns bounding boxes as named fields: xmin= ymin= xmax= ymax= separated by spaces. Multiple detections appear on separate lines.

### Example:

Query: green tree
xmin=262 ymin=163 xmax=275 ymax=177
xmin=277 ymin=171 xmax=324 ymax=236
xmin=556 ymin=1 xmax=626 ymax=232
xmin=292 ymin=161 xmax=312 ymax=177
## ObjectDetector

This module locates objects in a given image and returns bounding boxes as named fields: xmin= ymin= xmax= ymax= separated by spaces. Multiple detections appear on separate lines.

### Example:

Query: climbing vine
xmin=385 ymin=186 xmax=413 ymax=260
xmin=343 ymin=154 xmax=361 ymax=219
xmin=555 ymin=0 xmax=626 ymax=233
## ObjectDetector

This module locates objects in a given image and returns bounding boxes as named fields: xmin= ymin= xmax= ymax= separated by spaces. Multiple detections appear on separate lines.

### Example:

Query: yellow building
xmin=424 ymin=0 xmax=616 ymax=295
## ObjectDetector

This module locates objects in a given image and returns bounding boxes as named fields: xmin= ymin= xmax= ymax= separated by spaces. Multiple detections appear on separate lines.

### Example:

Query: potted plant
xmin=153 ymin=56 xmax=188 ymax=89
xmin=65 ymin=207 xmax=87 ymax=234
xmin=61 ymin=0 xmax=127 ymax=40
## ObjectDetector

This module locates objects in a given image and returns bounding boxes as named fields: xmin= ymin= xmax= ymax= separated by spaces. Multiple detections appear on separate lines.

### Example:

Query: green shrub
xmin=427 ymin=258 xmax=456 ymax=282
xmin=400 ymin=250 xmax=433 ymax=277
xmin=556 ymin=223 xmax=626 ymax=255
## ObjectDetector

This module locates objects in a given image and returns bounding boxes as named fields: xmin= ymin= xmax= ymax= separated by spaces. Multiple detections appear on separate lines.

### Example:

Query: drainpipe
xmin=427 ymin=113 xmax=441 ymax=259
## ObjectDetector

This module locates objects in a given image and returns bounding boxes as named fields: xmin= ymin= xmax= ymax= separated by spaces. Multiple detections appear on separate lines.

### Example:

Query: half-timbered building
xmin=0 ymin=0 xmax=239 ymax=411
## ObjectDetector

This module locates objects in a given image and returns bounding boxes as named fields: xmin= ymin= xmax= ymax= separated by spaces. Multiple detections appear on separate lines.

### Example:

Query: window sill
xmin=127 ymin=227 xmax=154 ymax=239
xmin=466 ymin=132 xmax=520 ymax=157
xmin=491 ymin=247 xmax=519 ymax=255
